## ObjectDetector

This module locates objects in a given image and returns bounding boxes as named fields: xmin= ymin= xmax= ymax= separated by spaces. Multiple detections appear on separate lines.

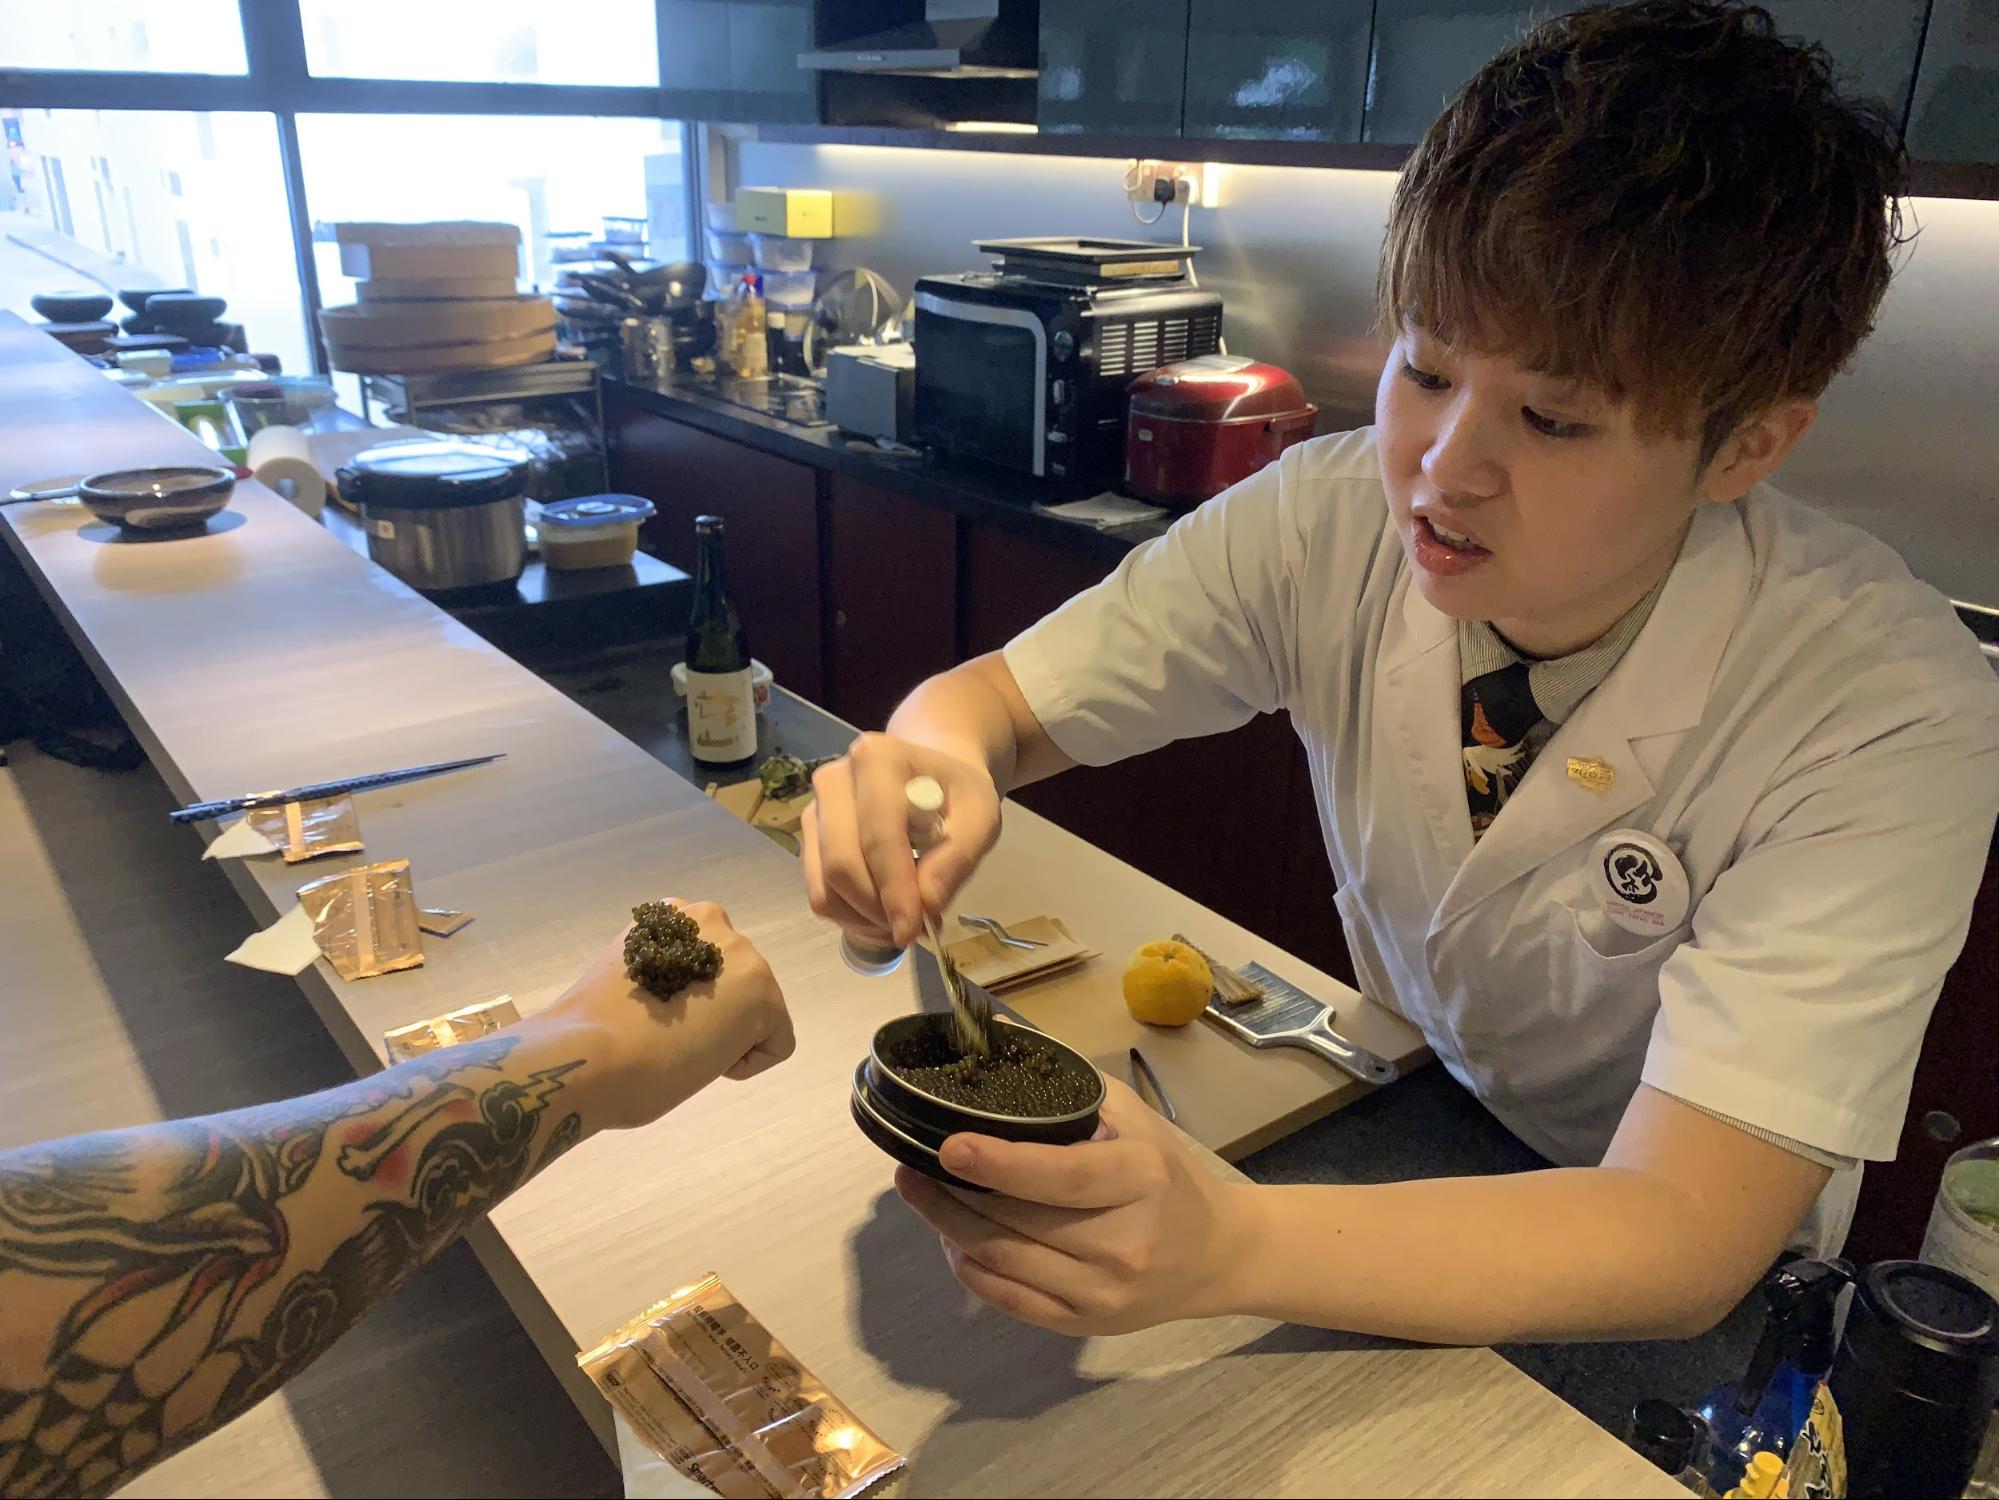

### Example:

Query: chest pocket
xmin=1563 ymin=900 xmax=1689 ymax=964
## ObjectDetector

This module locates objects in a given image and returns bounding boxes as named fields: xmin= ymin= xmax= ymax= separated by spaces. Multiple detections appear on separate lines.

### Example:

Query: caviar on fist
xmin=623 ymin=901 xmax=724 ymax=998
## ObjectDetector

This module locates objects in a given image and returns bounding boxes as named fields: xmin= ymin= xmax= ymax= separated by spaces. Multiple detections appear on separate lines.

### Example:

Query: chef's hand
xmin=893 ymin=1079 xmax=1255 ymax=1336
xmin=801 ymin=732 xmax=1002 ymax=949
xmin=542 ymin=901 xmax=795 ymax=1133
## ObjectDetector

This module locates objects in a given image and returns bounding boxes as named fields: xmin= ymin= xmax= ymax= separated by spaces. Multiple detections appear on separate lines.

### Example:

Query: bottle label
xmin=687 ymin=667 xmax=757 ymax=762
xmin=1777 ymin=1383 xmax=1845 ymax=1499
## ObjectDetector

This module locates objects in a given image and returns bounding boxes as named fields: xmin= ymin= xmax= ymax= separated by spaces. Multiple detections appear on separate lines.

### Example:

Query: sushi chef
xmin=801 ymin=1 xmax=1999 ymax=1342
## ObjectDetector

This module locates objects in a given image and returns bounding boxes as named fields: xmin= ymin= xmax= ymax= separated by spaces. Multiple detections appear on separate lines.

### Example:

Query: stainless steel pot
xmin=335 ymin=439 xmax=530 ymax=594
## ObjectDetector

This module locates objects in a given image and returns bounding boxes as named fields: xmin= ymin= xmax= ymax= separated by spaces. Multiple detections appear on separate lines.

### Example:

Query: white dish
xmin=670 ymin=658 xmax=774 ymax=711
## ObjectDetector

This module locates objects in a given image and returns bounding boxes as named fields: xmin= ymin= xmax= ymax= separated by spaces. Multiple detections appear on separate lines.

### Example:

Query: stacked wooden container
xmin=321 ymin=222 xmax=556 ymax=375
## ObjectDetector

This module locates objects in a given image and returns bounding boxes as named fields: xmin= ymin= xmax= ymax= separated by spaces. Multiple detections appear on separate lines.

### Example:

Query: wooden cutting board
xmin=359 ymin=276 xmax=521 ymax=303
xmin=321 ymin=296 xmax=555 ymax=348
xmin=325 ymin=329 xmax=556 ymax=375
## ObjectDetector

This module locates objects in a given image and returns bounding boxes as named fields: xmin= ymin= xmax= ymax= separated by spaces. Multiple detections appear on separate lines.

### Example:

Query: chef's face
xmin=1374 ymin=324 xmax=1710 ymax=657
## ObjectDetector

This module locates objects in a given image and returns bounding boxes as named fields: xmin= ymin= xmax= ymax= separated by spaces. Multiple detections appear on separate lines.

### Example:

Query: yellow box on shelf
xmin=734 ymin=186 xmax=834 ymax=237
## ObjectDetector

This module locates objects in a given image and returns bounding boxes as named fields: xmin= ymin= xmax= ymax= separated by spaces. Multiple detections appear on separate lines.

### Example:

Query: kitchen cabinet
xmin=1184 ymin=0 xmax=1372 ymax=143
xmin=1762 ymin=1 xmax=1929 ymax=116
xmin=1907 ymin=0 xmax=1999 ymax=163
xmin=1038 ymin=0 xmax=1190 ymax=137
xmin=660 ymin=0 xmax=818 ymax=125
xmin=1362 ymin=0 xmax=1932 ymax=145
xmin=1362 ymin=1 xmax=1537 ymax=145
xmin=608 ymin=411 xmax=827 ymax=701
xmin=823 ymin=474 xmax=959 ymax=731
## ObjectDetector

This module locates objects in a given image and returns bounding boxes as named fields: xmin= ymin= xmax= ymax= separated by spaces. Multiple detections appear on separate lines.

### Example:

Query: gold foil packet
xmin=417 ymin=907 xmax=475 ymax=937
xmin=245 ymin=795 xmax=364 ymax=863
xmin=382 ymin=994 xmax=519 ymax=1062
xmin=580 ymin=1274 xmax=905 ymax=1499
xmin=297 ymin=858 xmax=424 ymax=980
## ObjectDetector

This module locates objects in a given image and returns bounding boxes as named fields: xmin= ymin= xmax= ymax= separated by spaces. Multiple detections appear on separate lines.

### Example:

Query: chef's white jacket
xmin=1005 ymin=428 xmax=1999 ymax=1254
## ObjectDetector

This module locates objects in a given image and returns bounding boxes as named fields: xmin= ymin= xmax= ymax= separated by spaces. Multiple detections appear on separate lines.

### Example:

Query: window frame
xmin=0 ymin=0 xmax=698 ymax=374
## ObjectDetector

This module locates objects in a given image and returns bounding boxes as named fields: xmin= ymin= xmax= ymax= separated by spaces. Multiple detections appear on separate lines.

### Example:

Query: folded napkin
xmin=944 ymin=915 xmax=1098 ymax=993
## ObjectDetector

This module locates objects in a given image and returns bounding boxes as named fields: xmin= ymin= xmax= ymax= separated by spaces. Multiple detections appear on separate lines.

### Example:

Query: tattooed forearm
xmin=0 ymin=1032 xmax=591 ymax=1498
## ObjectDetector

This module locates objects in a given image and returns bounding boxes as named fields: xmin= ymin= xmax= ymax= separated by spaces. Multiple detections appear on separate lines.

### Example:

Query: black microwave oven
xmin=911 ymin=272 xmax=1224 ymax=489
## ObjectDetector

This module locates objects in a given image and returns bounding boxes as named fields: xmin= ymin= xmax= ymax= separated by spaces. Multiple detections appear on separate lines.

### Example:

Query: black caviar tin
xmin=850 ymin=1012 xmax=1106 ymax=1191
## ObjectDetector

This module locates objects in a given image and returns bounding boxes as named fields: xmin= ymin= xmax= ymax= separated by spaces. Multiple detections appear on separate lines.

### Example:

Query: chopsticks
xmin=168 ymin=753 xmax=506 ymax=824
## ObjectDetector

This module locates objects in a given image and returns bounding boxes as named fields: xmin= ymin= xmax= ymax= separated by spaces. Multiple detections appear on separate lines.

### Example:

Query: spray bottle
xmin=1694 ymin=1258 xmax=1854 ymax=1494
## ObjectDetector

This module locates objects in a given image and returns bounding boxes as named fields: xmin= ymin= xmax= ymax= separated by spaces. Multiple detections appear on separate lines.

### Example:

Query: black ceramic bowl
xmin=144 ymin=293 xmax=228 ymax=327
xmin=118 ymin=286 xmax=189 ymax=315
xmin=852 ymin=1013 xmax=1105 ymax=1191
xmin=78 ymin=466 xmax=236 ymax=531
xmin=33 ymin=290 xmax=114 ymax=323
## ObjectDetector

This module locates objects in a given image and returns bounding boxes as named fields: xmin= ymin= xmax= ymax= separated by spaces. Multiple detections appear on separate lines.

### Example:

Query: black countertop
xmin=606 ymin=372 xmax=1172 ymax=568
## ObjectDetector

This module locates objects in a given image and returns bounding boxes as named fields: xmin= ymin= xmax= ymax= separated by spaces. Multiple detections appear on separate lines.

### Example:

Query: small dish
xmin=77 ymin=466 xmax=237 ymax=531
xmin=670 ymin=657 xmax=774 ymax=711
xmin=32 ymin=290 xmax=113 ymax=323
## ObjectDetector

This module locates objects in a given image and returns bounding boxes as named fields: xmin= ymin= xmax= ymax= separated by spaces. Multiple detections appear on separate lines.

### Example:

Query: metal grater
xmin=1202 ymin=962 xmax=1398 ymax=1086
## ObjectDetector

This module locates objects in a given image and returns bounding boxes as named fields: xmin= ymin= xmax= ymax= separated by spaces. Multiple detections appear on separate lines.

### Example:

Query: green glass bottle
xmin=684 ymin=515 xmax=757 ymax=768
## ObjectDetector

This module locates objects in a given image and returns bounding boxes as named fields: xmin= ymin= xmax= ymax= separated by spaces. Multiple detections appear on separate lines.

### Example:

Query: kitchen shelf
xmin=361 ymin=359 xmax=602 ymax=412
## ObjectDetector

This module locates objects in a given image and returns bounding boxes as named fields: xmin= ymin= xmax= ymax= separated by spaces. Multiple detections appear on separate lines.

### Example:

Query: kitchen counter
xmin=608 ymin=370 xmax=1172 ymax=567
xmin=0 ymin=314 xmax=1679 ymax=1498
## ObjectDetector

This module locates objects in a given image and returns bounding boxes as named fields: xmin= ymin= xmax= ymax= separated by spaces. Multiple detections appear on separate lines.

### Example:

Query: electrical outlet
xmin=1123 ymin=159 xmax=1224 ymax=209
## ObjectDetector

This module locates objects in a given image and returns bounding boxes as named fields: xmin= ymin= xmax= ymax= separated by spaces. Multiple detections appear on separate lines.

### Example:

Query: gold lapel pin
xmin=1566 ymin=756 xmax=1615 ymax=793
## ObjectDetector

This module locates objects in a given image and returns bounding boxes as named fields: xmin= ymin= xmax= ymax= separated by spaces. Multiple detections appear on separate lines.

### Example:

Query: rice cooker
xmin=1124 ymin=355 xmax=1318 ymax=509
xmin=336 ymin=438 xmax=531 ymax=594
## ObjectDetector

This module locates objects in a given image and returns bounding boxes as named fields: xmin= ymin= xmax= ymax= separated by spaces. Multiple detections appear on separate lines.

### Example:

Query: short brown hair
xmin=1376 ymin=0 xmax=1909 ymax=459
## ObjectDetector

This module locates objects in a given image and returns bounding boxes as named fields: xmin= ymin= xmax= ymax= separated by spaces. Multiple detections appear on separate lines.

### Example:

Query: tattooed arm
xmin=0 ymin=901 xmax=792 ymax=1499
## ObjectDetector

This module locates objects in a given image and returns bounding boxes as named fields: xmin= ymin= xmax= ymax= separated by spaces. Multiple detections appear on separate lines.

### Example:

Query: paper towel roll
xmin=247 ymin=425 xmax=327 ymax=519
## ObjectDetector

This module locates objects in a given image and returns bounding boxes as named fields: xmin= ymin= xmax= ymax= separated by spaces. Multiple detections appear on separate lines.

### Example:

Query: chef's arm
xmin=1227 ymin=1084 xmax=1829 ymax=1342
xmin=898 ymin=1080 xmax=1829 ymax=1344
xmin=887 ymin=652 xmax=1077 ymax=794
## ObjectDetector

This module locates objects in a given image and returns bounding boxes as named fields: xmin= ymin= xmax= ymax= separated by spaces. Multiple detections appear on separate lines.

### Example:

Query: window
xmin=298 ymin=0 xmax=660 ymax=87
xmin=0 ymin=109 xmax=312 ymax=376
xmin=0 ymin=0 xmax=248 ymax=74
xmin=297 ymin=113 xmax=688 ymax=295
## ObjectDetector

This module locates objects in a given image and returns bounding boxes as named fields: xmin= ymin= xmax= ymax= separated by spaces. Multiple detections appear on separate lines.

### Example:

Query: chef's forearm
xmin=887 ymin=652 xmax=1074 ymax=793
xmin=1216 ymin=1168 xmax=1753 ymax=1344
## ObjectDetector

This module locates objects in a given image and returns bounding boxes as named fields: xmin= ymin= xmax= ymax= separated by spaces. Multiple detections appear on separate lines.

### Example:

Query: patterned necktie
xmin=1462 ymin=660 xmax=1542 ymax=837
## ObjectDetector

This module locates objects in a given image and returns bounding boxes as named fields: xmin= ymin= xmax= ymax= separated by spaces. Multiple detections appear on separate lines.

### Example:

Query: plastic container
xmin=761 ymin=269 xmax=818 ymax=309
xmin=750 ymin=233 xmax=814 ymax=271
xmin=704 ymin=228 xmax=752 ymax=265
xmin=536 ymin=494 xmax=656 ymax=571
xmin=1924 ymin=1138 xmax=1999 ymax=1299
xmin=222 ymin=377 xmax=338 ymax=437
xmin=850 ymin=1013 xmax=1105 ymax=1191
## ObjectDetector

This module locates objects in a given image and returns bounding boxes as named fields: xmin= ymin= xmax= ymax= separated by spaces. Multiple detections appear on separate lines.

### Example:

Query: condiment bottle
xmin=684 ymin=515 xmax=757 ymax=769
xmin=724 ymin=273 xmax=768 ymax=379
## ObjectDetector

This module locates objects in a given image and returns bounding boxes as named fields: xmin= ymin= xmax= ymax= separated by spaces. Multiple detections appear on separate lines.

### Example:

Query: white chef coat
xmin=1005 ymin=427 xmax=1999 ymax=1255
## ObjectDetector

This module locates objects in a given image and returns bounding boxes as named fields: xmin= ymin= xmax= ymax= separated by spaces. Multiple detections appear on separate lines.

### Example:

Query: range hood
xmin=799 ymin=0 xmax=1037 ymax=80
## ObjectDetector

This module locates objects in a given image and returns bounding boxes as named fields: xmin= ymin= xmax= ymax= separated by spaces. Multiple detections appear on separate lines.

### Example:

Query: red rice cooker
xmin=1125 ymin=355 xmax=1319 ymax=508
